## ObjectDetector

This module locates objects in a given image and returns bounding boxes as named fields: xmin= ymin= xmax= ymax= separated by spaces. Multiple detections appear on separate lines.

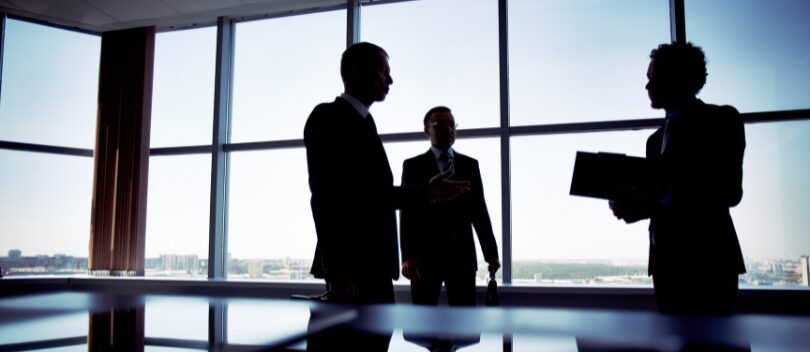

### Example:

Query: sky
xmin=1 ymin=0 xmax=809 ymax=265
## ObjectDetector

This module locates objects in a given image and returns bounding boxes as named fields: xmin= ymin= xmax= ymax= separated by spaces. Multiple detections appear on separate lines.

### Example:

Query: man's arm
xmin=399 ymin=158 xmax=425 ymax=280
xmin=469 ymin=160 xmax=500 ymax=272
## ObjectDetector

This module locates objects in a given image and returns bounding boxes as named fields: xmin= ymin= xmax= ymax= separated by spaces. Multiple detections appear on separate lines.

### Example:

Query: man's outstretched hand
xmin=429 ymin=168 xmax=470 ymax=202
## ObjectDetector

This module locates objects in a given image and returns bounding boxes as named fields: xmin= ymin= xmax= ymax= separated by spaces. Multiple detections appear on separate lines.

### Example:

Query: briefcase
xmin=485 ymin=272 xmax=499 ymax=306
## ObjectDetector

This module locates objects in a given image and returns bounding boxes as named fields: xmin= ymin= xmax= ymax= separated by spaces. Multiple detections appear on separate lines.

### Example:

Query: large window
xmin=733 ymin=120 xmax=810 ymax=286
xmin=362 ymin=0 xmax=500 ymax=133
xmin=145 ymin=154 xmax=212 ymax=278
xmin=685 ymin=0 xmax=810 ymax=113
xmin=508 ymin=0 xmax=670 ymax=126
xmin=0 ymin=18 xmax=100 ymax=148
xmin=0 ymin=18 xmax=99 ymax=276
xmin=0 ymin=151 xmax=94 ymax=274
xmin=227 ymin=149 xmax=315 ymax=280
xmin=225 ymin=9 xmax=345 ymax=279
xmin=230 ymin=10 xmax=346 ymax=143
xmin=145 ymin=27 xmax=216 ymax=278
xmin=511 ymin=131 xmax=651 ymax=284
xmin=4 ymin=1 xmax=809 ymax=290
xmin=150 ymin=27 xmax=216 ymax=148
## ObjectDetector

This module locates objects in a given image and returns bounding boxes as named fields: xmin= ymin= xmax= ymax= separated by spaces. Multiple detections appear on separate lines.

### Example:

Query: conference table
xmin=1 ymin=291 xmax=808 ymax=351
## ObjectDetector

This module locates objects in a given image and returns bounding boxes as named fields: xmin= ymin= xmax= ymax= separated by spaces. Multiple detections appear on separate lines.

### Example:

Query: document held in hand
xmin=569 ymin=151 xmax=654 ymax=200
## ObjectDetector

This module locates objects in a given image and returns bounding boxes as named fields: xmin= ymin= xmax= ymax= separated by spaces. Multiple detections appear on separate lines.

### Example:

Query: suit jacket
xmin=399 ymin=150 xmax=499 ymax=275
xmin=304 ymin=97 xmax=427 ymax=283
xmin=645 ymin=99 xmax=746 ymax=276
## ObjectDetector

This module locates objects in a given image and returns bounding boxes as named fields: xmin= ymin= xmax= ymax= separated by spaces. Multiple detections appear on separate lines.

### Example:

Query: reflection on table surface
xmin=2 ymin=291 xmax=810 ymax=351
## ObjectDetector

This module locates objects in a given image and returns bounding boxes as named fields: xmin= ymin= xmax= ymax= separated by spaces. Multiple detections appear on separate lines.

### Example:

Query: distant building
xmin=160 ymin=254 xmax=200 ymax=272
xmin=801 ymin=256 xmax=809 ymax=286
xmin=248 ymin=260 xmax=264 ymax=278
xmin=8 ymin=250 xmax=21 ymax=260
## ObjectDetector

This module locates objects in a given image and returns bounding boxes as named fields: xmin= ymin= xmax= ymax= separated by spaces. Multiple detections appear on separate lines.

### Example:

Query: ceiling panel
xmin=83 ymin=0 xmax=178 ymax=22
xmin=1 ymin=0 xmax=348 ymax=32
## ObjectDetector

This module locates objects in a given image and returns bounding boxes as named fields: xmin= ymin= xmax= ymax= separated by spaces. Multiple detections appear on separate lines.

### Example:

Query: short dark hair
xmin=423 ymin=106 xmax=452 ymax=128
xmin=340 ymin=42 xmax=387 ymax=82
xmin=650 ymin=42 xmax=708 ymax=96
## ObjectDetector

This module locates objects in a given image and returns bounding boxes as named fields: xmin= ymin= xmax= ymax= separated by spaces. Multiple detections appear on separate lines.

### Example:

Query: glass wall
xmin=3 ymin=0 xmax=809 ymax=289
xmin=508 ymin=0 xmax=670 ymax=126
xmin=511 ymin=131 xmax=651 ymax=284
xmin=0 ymin=18 xmax=99 ymax=276
xmin=225 ymin=9 xmax=345 ymax=279
xmin=145 ymin=154 xmax=212 ymax=278
xmin=150 ymin=27 xmax=216 ymax=148
xmin=0 ymin=18 xmax=100 ymax=148
xmin=361 ymin=0 xmax=500 ymax=133
xmin=685 ymin=0 xmax=810 ymax=113
xmin=230 ymin=10 xmax=346 ymax=143
xmin=144 ymin=27 xmax=216 ymax=278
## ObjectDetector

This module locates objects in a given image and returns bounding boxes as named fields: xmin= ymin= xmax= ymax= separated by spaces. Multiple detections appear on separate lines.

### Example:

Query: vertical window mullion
xmin=210 ymin=16 xmax=235 ymax=279
xmin=499 ymin=0 xmax=512 ymax=284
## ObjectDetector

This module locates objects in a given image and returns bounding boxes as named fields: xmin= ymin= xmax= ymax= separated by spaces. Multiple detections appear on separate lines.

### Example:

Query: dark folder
xmin=569 ymin=151 xmax=654 ymax=200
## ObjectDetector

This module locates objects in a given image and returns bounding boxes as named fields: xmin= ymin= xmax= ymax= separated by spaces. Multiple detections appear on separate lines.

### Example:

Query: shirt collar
xmin=430 ymin=146 xmax=454 ymax=160
xmin=666 ymin=98 xmax=701 ymax=122
xmin=339 ymin=93 xmax=370 ymax=118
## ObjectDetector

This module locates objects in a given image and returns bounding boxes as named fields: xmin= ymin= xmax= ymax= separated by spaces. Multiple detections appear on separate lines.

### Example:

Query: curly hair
xmin=650 ymin=42 xmax=708 ymax=96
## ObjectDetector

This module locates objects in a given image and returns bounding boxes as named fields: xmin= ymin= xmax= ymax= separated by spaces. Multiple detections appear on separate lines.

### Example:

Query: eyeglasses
xmin=428 ymin=121 xmax=458 ymax=129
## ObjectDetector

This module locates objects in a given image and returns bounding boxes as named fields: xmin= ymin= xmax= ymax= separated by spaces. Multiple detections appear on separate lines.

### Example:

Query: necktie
xmin=439 ymin=151 xmax=453 ymax=174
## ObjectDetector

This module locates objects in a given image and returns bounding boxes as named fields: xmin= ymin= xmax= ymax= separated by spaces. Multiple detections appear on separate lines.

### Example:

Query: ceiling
xmin=0 ymin=0 xmax=346 ymax=33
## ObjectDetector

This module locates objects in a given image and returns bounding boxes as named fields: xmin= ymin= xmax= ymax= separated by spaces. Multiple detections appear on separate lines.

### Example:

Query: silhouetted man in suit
xmin=609 ymin=42 xmax=746 ymax=316
xmin=304 ymin=43 xmax=469 ymax=306
xmin=400 ymin=106 xmax=501 ymax=307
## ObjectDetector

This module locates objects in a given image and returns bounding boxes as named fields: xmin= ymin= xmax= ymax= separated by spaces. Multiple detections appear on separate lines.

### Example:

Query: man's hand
xmin=429 ymin=169 xmax=470 ymax=202
xmin=488 ymin=260 xmax=501 ymax=274
xmin=608 ymin=199 xmax=650 ymax=224
xmin=401 ymin=260 xmax=421 ymax=281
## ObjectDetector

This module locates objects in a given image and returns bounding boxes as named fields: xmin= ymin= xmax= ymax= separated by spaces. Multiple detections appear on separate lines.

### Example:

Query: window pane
xmin=508 ymin=0 xmax=669 ymax=126
xmin=227 ymin=148 xmax=316 ymax=280
xmin=231 ymin=10 xmax=345 ymax=143
xmin=0 ymin=151 xmax=92 ymax=276
xmin=145 ymin=155 xmax=211 ymax=278
xmin=362 ymin=0 xmax=500 ymax=133
xmin=151 ymin=27 xmax=216 ymax=147
xmin=685 ymin=0 xmax=810 ymax=112
xmin=734 ymin=120 xmax=810 ymax=287
xmin=386 ymin=137 xmax=503 ymax=284
xmin=511 ymin=131 xmax=651 ymax=285
xmin=0 ymin=19 xmax=100 ymax=148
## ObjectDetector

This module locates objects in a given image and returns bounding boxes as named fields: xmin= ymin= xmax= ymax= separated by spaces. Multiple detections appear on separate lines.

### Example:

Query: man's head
xmin=646 ymin=42 xmax=707 ymax=110
xmin=423 ymin=106 xmax=456 ymax=150
xmin=340 ymin=42 xmax=393 ymax=107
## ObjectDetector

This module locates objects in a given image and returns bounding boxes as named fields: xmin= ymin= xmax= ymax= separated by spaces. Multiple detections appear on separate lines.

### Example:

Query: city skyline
xmin=3 ymin=249 xmax=808 ymax=288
